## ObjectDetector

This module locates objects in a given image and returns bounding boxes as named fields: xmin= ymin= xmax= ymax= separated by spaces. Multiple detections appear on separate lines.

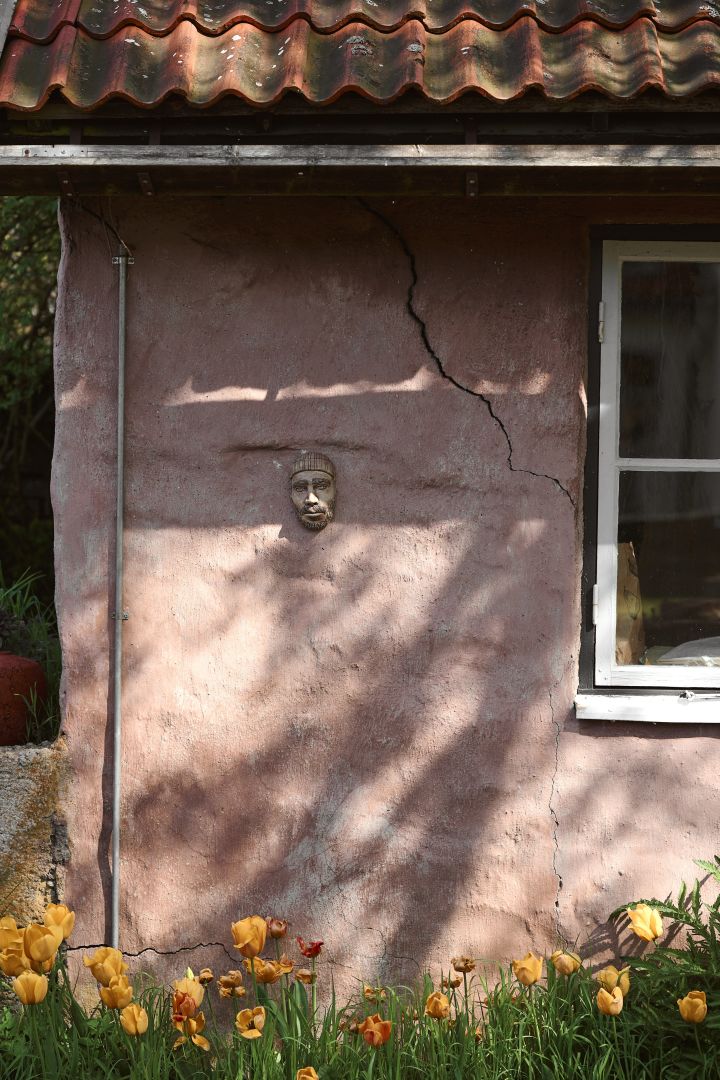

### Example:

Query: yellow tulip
xmin=0 ymin=917 xmax=23 ymax=952
xmin=451 ymin=956 xmax=476 ymax=974
xmin=296 ymin=1069 xmax=319 ymax=1080
xmin=295 ymin=968 xmax=316 ymax=985
xmin=678 ymin=990 xmax=707 ymax=1024
xmin=120 ymin=1003 xmax=148 ymax=1035
xmin=172 ymin=975 xmax=204 ymax=1008
xmin=43 ymin=904 xmax=75 ymax=942
xmin=596 ymin=966 xmax=630 ymax=998
xmin=235 ymin=1005 xmax=266 ymax=1039
xmin=550 ymin=950 xmax=581 ymax=976
xmin=231 ymin=916 xmax=267 ymax=959
xmin=13 ymin=970 xmax=49 ymax=1005
xmin=23 ymin=923 xmax=61 ymax=970
xmin=512 ymin=952 xmax=543 ymax=987
xmin=626 ymin=904 xmax=663 ymax=943
xmin=0 ymin=944 xmax=31 ymax=977
xmin=100 ymin=975 xmax=133 ymax=1009
xmin=597 ymin=987 xmax=624 ymax=1016
xmin=424 ymin=991 xmax=451 ymax=1019
xmin=363 ymin=984 xmax=386 ymax=1002
xmin=83 ymin=947 xmax=128 ymax=987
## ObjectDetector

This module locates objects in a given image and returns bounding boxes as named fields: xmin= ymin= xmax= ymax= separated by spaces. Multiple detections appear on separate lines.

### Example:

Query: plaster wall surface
xmin=52 ymin=196 xmax=719 ymax=984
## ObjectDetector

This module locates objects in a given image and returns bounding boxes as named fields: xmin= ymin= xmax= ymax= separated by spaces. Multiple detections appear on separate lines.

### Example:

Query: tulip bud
xmin=626 ymin=904 xmax=663 ymax=943
xmin=296 ymin=1069 xmax=319 ymax=1080
xmin=678 ymin=990 xmax=707 ymax=1024
xmin=512 ymin=952 xmax=543 ymax=987
xmin=13 ymin=970 xmax=49 ymax=1005
xmin=266 ymin=917 xmax=288 ymax=939
xmin=597 ymin=987 xmax=624 ymax=1016
xmin=198 ymin=968 xmax=214 ymax=985
xmin=550 ymin=950 xmax=581 ymax=976
xmin=120 ymin=1003 xmax=148 ymax=1036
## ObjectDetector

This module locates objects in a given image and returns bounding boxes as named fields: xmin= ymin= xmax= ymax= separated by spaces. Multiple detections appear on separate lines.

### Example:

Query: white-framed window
xmin=577 ymin=240 xmax=720 ymax=723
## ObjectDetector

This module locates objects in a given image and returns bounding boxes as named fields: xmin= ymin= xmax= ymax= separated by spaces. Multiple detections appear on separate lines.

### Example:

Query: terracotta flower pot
xmin=0 ymin=652 xmax=47 ymax=746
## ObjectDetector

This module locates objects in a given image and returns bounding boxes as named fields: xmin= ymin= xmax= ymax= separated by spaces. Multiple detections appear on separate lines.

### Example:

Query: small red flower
xmin=296 ymin=937 xmax=323 ymax=959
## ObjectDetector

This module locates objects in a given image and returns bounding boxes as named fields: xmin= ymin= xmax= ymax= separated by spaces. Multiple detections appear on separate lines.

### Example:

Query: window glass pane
xmin=620 ymin=261 xmax=720 ymax=458
xmin=615 ymin=471 xmax=720 ymax=667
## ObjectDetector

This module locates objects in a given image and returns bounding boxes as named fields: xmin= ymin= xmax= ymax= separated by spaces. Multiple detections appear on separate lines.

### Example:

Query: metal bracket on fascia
xmin=112 ymin=256 xmax=135 ymax=265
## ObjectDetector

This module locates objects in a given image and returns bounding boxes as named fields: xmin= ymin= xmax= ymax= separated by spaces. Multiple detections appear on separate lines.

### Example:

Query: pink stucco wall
xmin=52 ymin=196 xmax=719 ymax=983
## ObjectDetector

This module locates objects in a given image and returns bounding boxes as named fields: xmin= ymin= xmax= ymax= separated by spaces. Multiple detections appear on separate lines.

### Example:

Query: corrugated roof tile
xmin=11 ymin=0 xmax=720 ymax=40
xmin=3 ymin=1 xmax=720 ymax=109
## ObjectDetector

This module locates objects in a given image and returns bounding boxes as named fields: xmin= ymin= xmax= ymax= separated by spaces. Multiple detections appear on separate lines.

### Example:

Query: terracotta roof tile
xmin=11 ymin=0 xmax=720 ymax=39
xmin=3 ymin=2 xmax=720 ymax=110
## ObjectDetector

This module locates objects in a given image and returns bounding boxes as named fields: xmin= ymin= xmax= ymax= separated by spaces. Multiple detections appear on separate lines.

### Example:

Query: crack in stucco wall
xmin=357 ymin=199 xmax=575 ymax=508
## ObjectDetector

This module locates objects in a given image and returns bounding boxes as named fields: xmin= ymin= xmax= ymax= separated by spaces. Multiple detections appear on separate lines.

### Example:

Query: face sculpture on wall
xmin=290 ymin=451 xmax=336 ymax=531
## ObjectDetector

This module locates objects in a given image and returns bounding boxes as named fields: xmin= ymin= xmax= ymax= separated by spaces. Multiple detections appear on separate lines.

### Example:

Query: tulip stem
xmin=463 ymin=972 xmax=470 ymax=1017
xmin=311 ymin=956 xmax=317 ymax=1026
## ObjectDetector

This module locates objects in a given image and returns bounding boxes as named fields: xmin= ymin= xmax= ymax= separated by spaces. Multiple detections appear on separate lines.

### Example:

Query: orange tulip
xmin=13 ymin=970 xmax=48 ymax=1005
xmin=83 ymin=947 xmax=128 ymax=987
xmin=173 ymin=1011 xmax=210 ymax=1051
xmin=358 ymin=1013 xmax=392 ymax=1047
xmin=452 ymin=956 xmax=476 ymax=974
xmin=296 ymin=1069 xmax=319 ymax=1080
xmin=244 ymin=956 xmax=284 ymax=984
xmin=172 ymin=976 xmax=204 ymax=1008
xmin=597 ymin=987 xmax=624 ymax=1016
xmin=235 ymin=1006 xmax=266 ymax=1039
xmin=296 ymin=968 xmax=316 ymax=985
xmin=120 ymin=1003 xmax=148 ymax=1035
xmin=231 ymin=916 xmax=267 ymax=958
xmin=198 ymin=968 xmax=214 ymax=985
xmin=425 ymin=991 xmax=451 ymax=1019
xmin=363 ymin=984 xmax=386 ymax=1002
xmin=218 ymin=970 xmax=245 ymax=999
xmin=43 ymin=904 xmax=75 ymax=942
xmin=441 ymin=975 xmax=462 ymax=990
xmin=626 ymin=904 xmax=663 ymax=943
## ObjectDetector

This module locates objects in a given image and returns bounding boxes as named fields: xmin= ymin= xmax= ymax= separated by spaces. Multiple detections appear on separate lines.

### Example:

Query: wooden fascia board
xmin=4 ymin=143 xmax=720 ymax=170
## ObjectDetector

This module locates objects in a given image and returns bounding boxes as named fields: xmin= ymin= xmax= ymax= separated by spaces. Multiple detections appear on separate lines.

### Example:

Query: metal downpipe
xmin=111 ymin=251 xmax=130 ymax=950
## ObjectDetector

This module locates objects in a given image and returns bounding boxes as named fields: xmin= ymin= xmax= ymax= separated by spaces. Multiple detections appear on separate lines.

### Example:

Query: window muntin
xmin=596 ymin=242 xmax=720 ymax=688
